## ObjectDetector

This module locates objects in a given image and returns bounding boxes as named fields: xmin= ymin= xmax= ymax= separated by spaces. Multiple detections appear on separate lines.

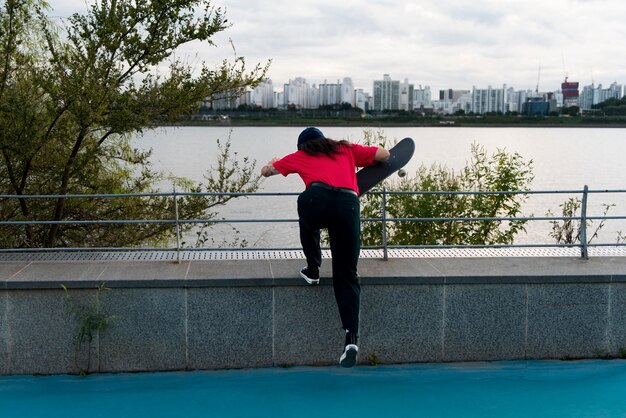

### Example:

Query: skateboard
xmin=356 ymin=137 xmax=415 ymax=195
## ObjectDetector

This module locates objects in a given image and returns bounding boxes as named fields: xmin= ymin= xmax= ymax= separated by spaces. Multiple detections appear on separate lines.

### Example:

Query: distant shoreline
xmin=165 ymin=119 xmax=626 ymax=129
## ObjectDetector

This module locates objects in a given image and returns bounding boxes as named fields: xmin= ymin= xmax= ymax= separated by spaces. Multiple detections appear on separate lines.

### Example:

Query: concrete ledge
xmin=4 ymin=256 xmax=626 ymax=289
xmin=2 ymin=255 xmax=626 ymax=375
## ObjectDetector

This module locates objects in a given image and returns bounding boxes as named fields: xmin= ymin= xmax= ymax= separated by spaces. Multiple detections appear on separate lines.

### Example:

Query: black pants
xmin=297 ymin=186 xmax=361 ymax=334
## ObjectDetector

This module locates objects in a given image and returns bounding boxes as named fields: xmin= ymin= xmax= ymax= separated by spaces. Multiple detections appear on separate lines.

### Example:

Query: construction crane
xmin=535 ymin=65 xmax=541 ymax=94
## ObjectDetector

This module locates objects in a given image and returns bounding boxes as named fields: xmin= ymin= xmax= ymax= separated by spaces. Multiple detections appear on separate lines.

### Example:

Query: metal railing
xmin=369 ymin=185 xmax=626 ymax=260
xmin=1 ymin=185 xmax=626 ymax=261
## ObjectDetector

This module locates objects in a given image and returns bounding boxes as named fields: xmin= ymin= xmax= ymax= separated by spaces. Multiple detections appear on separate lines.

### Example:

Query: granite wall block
xmin=273 ymin=285 xmax=344 ymax=366
xmin=607 ymin=283 xmax=626 ymax=355
xmin=526 ymin=284 xmax=609 ymax=359
xmin=187 ymin=287 xmax=273 ymax=369
xmin=0 ymin=291 xmax=8 ymax=374
xmin=98 ymin=288 xmax=186 ymax=372
xmin=360 ymin=284 xmax=444 ymax=364
xmin=6 ymin=289 xmax=97 ymax=375
xmin=443 ymin=284 xmax=527 ymax=361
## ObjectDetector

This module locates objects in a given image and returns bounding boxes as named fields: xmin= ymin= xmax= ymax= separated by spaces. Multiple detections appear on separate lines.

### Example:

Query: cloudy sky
xmin=47 ymin=0 xmax=626 ymax=93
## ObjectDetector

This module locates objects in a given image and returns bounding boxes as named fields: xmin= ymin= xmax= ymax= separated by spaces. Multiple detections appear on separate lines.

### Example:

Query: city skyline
xmin=238 ymin=75 xmax=622 ymax=114
xmin=47 ymin=0 xmax=626 ymax=92
xmin=263 ymin=73 xmax=622 ymax=97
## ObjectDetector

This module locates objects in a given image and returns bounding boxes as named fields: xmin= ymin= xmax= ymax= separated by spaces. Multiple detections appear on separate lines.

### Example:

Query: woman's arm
xmin=261 ymin=157 xmax=280 ymax=177
xmin=374 ymin=147 xmax=390 ymax=162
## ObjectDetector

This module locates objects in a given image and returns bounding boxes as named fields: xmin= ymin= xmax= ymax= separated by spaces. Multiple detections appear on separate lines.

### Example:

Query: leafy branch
xmin=547 ymin=198 xmax=615 ymax=245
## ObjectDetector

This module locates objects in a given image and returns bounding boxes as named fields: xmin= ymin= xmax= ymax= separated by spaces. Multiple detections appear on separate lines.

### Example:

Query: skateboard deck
xmin=356 ymin=137 xmax=415 ymax=195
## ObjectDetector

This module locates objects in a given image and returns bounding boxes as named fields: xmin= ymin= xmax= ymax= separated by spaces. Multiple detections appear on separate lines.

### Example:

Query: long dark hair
xmin=299 ymin=137 xmax=351 ymax=158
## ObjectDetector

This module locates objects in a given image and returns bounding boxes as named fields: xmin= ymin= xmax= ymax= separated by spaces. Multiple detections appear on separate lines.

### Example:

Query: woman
xmin=261 ymin=127 xmax=389 ymax=367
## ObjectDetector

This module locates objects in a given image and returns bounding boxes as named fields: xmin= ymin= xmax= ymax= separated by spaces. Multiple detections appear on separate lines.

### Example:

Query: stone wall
xmin=2 ymin=256 xmax=626 ymax=375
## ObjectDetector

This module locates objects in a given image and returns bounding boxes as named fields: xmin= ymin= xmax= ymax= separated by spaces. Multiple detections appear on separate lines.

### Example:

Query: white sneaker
xmin=300 ymin=267 xmax=320 ymax=285
xmin=339 ymin=344 xmax=358 ymax=368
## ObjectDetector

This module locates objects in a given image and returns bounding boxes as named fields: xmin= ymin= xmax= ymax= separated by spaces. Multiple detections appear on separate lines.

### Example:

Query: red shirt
xmin=273 ymin=143 xmax=379 ymax=194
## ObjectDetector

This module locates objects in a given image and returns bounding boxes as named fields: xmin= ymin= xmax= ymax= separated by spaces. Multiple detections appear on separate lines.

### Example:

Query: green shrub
xmin=360 ymin=135 xmax=534 ymax=247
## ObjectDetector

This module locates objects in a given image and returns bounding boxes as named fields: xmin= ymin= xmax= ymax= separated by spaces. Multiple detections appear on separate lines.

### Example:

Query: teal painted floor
xmin=2 ymin=360 xmax=626 ymax=417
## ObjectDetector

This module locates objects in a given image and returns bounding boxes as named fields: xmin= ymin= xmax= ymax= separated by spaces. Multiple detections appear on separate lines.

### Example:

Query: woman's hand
xmin=261 ymin=157 xmax=280 ymax=177
xmin=374 ymin=147 xmax=390 ymax=162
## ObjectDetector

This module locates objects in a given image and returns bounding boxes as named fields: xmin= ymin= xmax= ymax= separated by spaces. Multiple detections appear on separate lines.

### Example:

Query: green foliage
xmin=61 ymin=283 xmax=115 ymax=376
xmin=560 ymin=106 xmax=580 ymax=116
xmin=546 ymin=198 xmax=614 ymax=245
xmin=547 ymin=198 xmax=581 ymax=244
xmin=367 ymin=353 xmax=381 ymax=366
xmin=0 ymin=0 xmax=268 ymax=248
xmin=589 ymin=97 xmax=626 ymax=116
xmin=593 ymin=347 xmax=610 ymax=359
xmin=360 ymin=133 xmax=534 ymax=247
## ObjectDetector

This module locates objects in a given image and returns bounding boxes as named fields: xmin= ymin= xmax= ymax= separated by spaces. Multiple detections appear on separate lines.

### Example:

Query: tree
xmin=0 ymin=0 xmax=268 ymax=248
xmin=360 ymin=131 xmax=534 ymax=247
xmin=561 ymin=106 xmax=579 ymax=116
xmin=592 ymin=97 xmax=626 ymax=110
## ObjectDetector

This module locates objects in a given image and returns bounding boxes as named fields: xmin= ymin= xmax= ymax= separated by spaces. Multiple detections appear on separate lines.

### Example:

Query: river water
xmin=134 ymin=126 xmax=626 ymax=248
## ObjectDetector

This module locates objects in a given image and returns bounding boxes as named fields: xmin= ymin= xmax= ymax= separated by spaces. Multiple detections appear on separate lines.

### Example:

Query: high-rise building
xmin=210 ymin=90 xmax=245 ymax=110
xmin=579 ymin=82 xmax=623 ymax=110
xmin=471 ymin=85 xmax=507 ymax=114
xmin=341 ymin=77 xmax=355 ymax=107
xmin=319 ymin=80 xmax=341 ymax=107
xmin=579 ymin=84 xmax=600 ymax=110
xmin=605 ymin=82 xmax=623 ymax=101
xmin=307 ymin=85 xmax=319 ymax=109
xmin=434 ymin=88 xmax=471 ymax=114
xmin=284 ymin=77 xmax=312 ymax=109
xmin=282 ymin=77 xmax=357 ymax=109
xmin=439 ymin=89 xmax=470 ymax=102
xmin=458 ymin=91 xmax=473 ymax=114
xmin=561 ymin=78 xmax=580 ymax=107
xmin=251 ymin=79 xmax=275 ymax=109
xmin=504 ymin=87 xmax=519 ymax=113
xmin=522 ymin=94 xmax=557 ymax=116
xmin=413 ymin=85 xmax=432 ymax=109
xmin=373 ymin=74 xmax=400 ymax=111
xmin=399 ymin=79 xmax=414 ymax=111
xmin=355 ymin=89 xmax=369 ymax=111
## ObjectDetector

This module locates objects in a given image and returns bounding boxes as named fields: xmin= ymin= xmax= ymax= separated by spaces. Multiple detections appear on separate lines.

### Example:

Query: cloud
xmin=44 ymin=0 xmax=626 ymax=92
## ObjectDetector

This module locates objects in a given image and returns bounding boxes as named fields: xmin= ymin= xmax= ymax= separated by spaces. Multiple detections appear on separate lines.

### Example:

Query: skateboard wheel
xmin=398 ymin=169 xmax=406 ymax=177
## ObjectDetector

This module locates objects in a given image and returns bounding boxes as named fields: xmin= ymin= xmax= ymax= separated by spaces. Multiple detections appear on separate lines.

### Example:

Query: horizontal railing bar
xmin=1 ymin=242 xmax=624 ymax=254
xmin=364 ymin=215 xmax=626 ymax=222
xmin=0 ymin=246 xmax=306 ymax=253
xmin=0 ymin=218 xmax=300 ymax=226
xmin=380 ymin=243 xmax=583 ymax=249
xmin=0 ymin=193 xmax=172 ymax=199
xmin=4 ymin=215 xmax=624 ymax=226
xmin=364 ymin=216 xmax=572 ymax=222
xmin=3 ymin=214 xmax=626 ymax=227
xmin=2 ymin=189 xmax=626 ymax=200
xmin=0 ymin=192 xmax=301 ymax=199
xmin=0 ymin=220 xmax=177 ymax=226
xmin=367 ymin=216 xmax=608 ymax=222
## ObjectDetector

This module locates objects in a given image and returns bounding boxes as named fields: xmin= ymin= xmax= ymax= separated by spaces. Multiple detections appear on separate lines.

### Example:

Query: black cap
xmin=297 ymin=127 xmax=325 ymax=149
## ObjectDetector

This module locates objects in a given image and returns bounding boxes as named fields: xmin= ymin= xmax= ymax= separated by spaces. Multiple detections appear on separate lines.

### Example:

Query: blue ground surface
xmin=2 ymin=360 xmax=626 ymax=417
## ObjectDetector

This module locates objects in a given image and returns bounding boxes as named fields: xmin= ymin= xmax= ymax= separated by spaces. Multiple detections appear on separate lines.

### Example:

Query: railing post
xmin=173 ymin=186 xmax=181 ymax=264
xmin=382 ymin=187 xmax=388 ymax=261
xmin=580 ymin=185 xmax=589 ymax=259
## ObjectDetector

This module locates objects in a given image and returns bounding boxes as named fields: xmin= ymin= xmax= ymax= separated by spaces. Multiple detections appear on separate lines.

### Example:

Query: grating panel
xmin=1 ymin=247 xmax=625 ymax=262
